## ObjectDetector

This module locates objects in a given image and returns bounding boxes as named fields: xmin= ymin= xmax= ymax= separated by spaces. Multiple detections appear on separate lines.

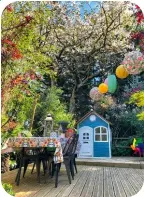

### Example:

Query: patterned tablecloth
xmin=7 ymin=137 xmax=63 ymax=163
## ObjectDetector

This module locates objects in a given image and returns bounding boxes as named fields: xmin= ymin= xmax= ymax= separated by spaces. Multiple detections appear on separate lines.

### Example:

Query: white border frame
xmin=94 ymin=126 xmax=108 ymax=142
xmin=108 ymin=124 xmax=112 ymax=158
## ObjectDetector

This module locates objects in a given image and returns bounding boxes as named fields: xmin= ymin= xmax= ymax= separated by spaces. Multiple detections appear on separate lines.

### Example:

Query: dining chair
xmin=52 ymin=134 xmax=76 ymax=188
xmin=22 ymin=147 xmax=54 ymax=184
xmin=15 ymin=148 xmax=42 ymax=185
xmin=70 ymin=134 xmax=79 ymax=176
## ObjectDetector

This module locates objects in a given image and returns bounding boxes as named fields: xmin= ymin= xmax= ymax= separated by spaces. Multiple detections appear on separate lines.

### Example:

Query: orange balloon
xmin=116 ymin=65 xmax=129 ymax=79
xmin=98 ymin=83 xmax=108 ymax=94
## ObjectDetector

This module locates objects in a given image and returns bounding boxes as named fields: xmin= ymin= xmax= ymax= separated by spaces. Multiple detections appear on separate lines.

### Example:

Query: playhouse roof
xmin=76 ymin=111 xmax=112 ymax=125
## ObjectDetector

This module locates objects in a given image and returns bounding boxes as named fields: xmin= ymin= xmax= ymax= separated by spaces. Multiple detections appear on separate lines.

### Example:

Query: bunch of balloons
xmin=89 ymin=50 xmax=144 ymax=100
xmin=89 ymin=74 xmax=117 ymax=100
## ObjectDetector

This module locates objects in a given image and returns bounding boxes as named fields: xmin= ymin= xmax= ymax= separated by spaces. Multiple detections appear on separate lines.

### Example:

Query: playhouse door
xmin=79 ymin=126 xmax=93 ymax=157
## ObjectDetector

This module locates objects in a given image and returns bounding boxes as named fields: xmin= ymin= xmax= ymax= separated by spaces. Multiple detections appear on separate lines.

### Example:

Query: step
xmin=76 ymin=157 xmax=144 ymax=169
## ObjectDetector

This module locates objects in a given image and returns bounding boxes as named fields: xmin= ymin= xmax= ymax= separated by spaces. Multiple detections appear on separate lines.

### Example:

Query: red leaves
xmin=135 ymin=5 xmax=140 ymax=10
xmin=11 ymin=49 xmax=23 ymax=59
xmin=12 ymin=75 xmax=23 ymax=85
xmin=2 ymin=39 xmax=23 ymax=60
xmin=135 ymin=5 xmax=144 ymax=24
xmin=136 ymin=11 xmax=144 ymax=24
xmin=9 ymin=121 xmax=17 ymax=129
xmin=130 ymin=32 xmax=144 ymax=40
xmin=2 ymin=39 xmax=16 ymax=47
xmin=30 ymin=74 xmax=36 ymax=80
xmin=25 ymin=16 xmax=32 ymax=23
xmin=6 ymin=5 xmax=13 ymax=12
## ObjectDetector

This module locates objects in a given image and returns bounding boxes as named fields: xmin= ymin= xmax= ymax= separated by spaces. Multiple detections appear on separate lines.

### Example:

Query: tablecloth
xmin=7 ymin=137 xmax=63 ymax=163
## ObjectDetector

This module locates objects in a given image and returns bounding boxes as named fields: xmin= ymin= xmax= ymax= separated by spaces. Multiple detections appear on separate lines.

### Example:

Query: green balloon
xmin=108 ymin=75 xmax=117 ymax=93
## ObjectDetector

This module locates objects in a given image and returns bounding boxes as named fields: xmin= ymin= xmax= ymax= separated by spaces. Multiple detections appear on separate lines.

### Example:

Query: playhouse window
xmin=95 ymin=127 xmax=108 ymax=142
xmin=83 ymin=133 xmax=89 ymax=140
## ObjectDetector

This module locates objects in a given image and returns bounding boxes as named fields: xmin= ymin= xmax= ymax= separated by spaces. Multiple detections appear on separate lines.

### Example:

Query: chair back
xmin=71 ymin=134 xmax=79 ymax=155
xmin=63 ymin=135 xmax=75 ymax=156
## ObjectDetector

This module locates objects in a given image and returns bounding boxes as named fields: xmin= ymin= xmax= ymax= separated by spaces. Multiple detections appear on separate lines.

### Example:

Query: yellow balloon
xmin=98 ymin=83 xmax=108 ymax=94
xmin=116 ymin=65 xmax=129 ymax=79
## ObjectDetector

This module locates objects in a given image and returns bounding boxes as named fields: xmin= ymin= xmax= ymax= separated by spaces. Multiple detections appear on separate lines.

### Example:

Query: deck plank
xmin=103 ymin=167 xmax=116 ymax=197
xmin=60 ymin=166 xmax=86 ymax=197
xmin=115 ymin=167 xmax=136 ymax=196
xmin=2 ymin=164 xmax=144 ymax=197
xmin=109 ymin=167 xmax=126 ymax=197
xmin=92 ymin=167 xmax=104 ymax=197
xmin=120 ymin=168 xmax=143 ymax=193
xmin=80 ymin=166 xmax=97 ymax=197
xmin=68 ymin=166 xmax=92 ymax=197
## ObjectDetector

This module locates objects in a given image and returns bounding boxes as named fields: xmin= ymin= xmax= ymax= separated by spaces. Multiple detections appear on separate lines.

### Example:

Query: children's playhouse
xmin=77 ymin=111 xmax=112 ymax=158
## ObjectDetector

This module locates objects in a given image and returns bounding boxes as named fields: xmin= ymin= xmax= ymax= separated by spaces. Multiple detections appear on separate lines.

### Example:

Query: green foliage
xmin=2 ymin=183 xmax=15 ymax=196
xmin=129 ymin=91 xmax=144 ymax=120
xmin=33 ymin=86 xmax=75 ymax=135
xmin=110 ymin=109 xmax=144 ymax=138
xmin=112 ymin=139 xmax=133 ymax=156
xmin=130 ymin=91 xmax=144 ymax=107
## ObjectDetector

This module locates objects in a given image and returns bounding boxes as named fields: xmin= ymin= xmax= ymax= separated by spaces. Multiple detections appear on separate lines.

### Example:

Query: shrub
xmin=2 ymin=183 xmax=15 ymax=196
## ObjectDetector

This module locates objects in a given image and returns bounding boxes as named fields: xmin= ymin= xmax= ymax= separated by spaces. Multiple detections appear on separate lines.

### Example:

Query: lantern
xmin=43 ymin=114 xmax=53 ymax=137
xmin=115 ymin=65 xmax=129 ymax=79
xmin=108 ymin=75 xmax=117 ymax=93
xmin=122 ymin=50 xmax=144 ymax=74
xmin=98 ymin=83 xmax=108 ymax=94
xmin=89 ymin=87 xmax=103 ymax=101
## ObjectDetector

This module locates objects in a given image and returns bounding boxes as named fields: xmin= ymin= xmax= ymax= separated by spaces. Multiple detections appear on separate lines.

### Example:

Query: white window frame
xmin=94 ymin=126 xmax=108 ymax=142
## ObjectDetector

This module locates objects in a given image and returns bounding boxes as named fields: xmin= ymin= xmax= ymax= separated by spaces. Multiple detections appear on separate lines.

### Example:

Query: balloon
xmin=98 ymin=83 xmax=108 ymax=94
xmin=104 ymin=78 xmax=108 ymax=85
xmin=122 ymin=51 xmax=144 ymax=75
xmin=108 ymin=75 xmax=117 ymax=93
xmin=89 ymin=87 xmax=103 ymax=101
xmin=116 ymin=65 xmax=129 ymax=79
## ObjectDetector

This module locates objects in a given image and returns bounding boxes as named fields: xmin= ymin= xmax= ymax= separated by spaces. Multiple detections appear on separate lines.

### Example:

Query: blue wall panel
xmin=79 ymin=115 xmax=108 ymax=129
xmin=94 ymin=142 xmax=109 ymax=157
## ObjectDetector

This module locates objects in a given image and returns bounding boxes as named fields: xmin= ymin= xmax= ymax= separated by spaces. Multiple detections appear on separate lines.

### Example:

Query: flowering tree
xmin=1 ymin=1 xmax=139 ymax=133
xmin=45 ymin=1 xmax=135 ymax=114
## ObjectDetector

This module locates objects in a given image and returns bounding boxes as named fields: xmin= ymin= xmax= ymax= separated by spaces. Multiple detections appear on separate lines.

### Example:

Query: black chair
xmin=52 ymin=134 xmax=77 ymax=188
xmin=70 ymin=134 xmax=79 ymax=177
xmin=15 ymin=147 xmax=51 ymax=186
xmin=31 ymin=149 xmax=54 ymax=177
xmin=15 ymin=148 xmax=42 ymax=185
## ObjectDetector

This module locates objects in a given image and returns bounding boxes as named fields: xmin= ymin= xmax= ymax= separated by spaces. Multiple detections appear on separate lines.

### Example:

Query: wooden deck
xmin=2 ymin=164 xmax=144 ymax=197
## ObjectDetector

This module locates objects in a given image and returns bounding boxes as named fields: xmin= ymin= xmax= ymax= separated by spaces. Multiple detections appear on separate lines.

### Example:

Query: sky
xmin=60 ymin=1 xmax=101 ymax=16
xmin=80 ymin=1 xmax=101 ymax=14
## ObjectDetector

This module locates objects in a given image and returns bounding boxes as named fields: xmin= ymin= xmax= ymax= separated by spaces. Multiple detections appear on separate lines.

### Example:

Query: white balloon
xmin=89 ymin=87 xmax=103 ymax=101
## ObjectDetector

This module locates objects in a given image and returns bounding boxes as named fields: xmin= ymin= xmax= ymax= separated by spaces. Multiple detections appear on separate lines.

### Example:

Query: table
xmin=7 ymin=137 xmax=63 ymax=163
xmin=7 ymin=137 xmax=63 ymax=185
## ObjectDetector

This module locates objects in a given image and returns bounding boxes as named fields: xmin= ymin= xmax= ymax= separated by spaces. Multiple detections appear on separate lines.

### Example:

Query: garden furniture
xmin=59 ymin=134 xmax=80 ymax=174
xmin=7 ymin=137 xmax=63 ymax=186
xmin=51 ymin=134 xmax=76 ymax=187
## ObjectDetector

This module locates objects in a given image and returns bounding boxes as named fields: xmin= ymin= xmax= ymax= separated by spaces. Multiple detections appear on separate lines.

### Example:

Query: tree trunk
xmin=69 ymin=86 xmax=76 ymax=113
xmin=29 ymin=94 xmax=39 ymax=132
